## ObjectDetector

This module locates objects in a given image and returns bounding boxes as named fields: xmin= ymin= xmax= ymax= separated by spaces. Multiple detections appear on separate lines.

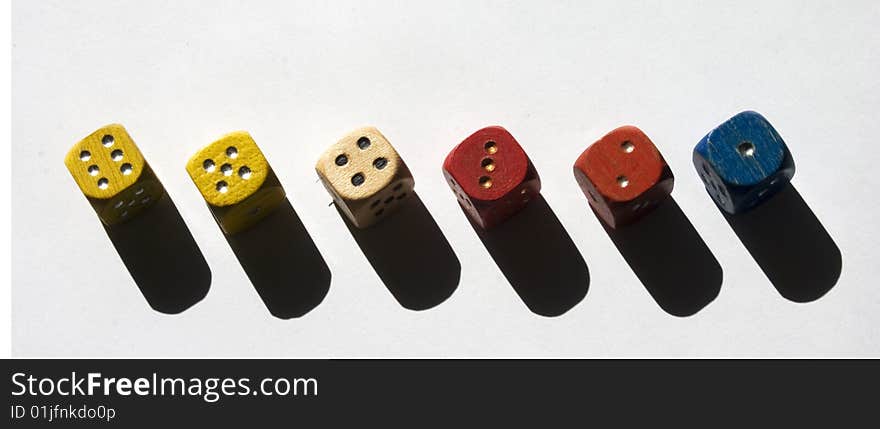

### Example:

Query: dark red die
xmin=443 ymin=126 xmax=541 ymax=229
xmin=573 ymin=125 xmax=674 ymax=228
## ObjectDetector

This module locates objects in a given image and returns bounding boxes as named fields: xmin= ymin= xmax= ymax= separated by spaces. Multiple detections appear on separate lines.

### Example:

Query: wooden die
xmin=693 ymin=111 xmax=795 ymax=214
xmin=186 ymin=131 xmax=286 ymax=235
xmin=573 ymin=126 xmax=674 ymax=228
xmin=443 ymin=126 xmax=541 ymax=229
xmin=65 ymin=124 xmax=165 ymax=225
xmin=316 ymin=127 xmax=414 ymax=228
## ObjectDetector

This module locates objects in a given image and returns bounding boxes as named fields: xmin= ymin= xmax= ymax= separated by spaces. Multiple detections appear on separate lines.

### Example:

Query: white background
xmin=11 ymin=0 xmax=880 ymax=357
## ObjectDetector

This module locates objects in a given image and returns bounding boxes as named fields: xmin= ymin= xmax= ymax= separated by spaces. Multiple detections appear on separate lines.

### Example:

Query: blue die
xmin=693 ymin=111 xmax=795 ymax=213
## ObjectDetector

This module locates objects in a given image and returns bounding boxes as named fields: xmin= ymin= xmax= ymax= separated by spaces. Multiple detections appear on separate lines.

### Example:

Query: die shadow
xmin=224 ymin=198 xmax=332 ymax=319
xmin=469 ymin=195 xmax=589 ymax=317
xmin=598 ymin=197 xmax=722 ymax=317
xmin=103 ymin=193 xmax=211 ymax=314
xmin=722 ymin=184 xmax=841 ymax=302
xmin=339 ymin=192 xmax=460 ymax=310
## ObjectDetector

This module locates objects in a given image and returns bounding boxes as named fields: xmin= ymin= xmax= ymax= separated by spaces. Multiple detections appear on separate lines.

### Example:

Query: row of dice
xmin=65 ymin=110 xmax=797 ymax=316
xmin=66 ymin=110 xmax=794 ymax=234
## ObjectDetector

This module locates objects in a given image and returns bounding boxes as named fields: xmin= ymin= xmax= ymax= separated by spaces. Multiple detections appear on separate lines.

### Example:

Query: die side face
xmin=217 ymin=178 xmax=286 ymax=235
xmin=574 ymin=126 xmax=673 ymax=228
xmin=97 ymin=177 xmax=164 ymax=225
xmin=316 ymin=127 xmax=414 ymax=228
xmin=694 ymin=111 xmax=795 ymax=213
xmin=65 ymin=124 xmax=162 ymax=225
xmin=443 ymin=126 xmax=541 ymax=229
xmin=186 ymin=131 xmax=284 ymax=234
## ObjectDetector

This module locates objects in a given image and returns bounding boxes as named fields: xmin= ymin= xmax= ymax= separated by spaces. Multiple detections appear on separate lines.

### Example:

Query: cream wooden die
xmin=316 ymin=127 xmax=414 ymax=228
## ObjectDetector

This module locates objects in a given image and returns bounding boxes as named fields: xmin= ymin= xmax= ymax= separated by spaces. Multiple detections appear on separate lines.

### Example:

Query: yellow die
xmin=186 ymin=131 xmax=285 ymax=235
xmin=316 ymin=126 xmax=414 ymax=228
xmin=64 ymin=124 xmax=164 ymax=225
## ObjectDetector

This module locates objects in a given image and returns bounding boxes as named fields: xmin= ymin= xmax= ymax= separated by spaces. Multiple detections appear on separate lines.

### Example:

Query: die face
xmin=444 ymin=126 xmax=529 ymax=200
xmin=694 ymin=111 xmax=796 ymax=213
xmin=443 ymin=126 xmax=541 ymax=229
xmin=65 ymin=124 xmax=146 ymax=199
xmin=351 ymin=177 xmax=415 ymax=227
xmin=316 ymin=127 xmax=414 ymax=228
xmin=695 ymin=111 xmax=787 ymax=186
xmin=186 ymin=131 xmax=270 ymax=207
xmin=444 ymin=162 xmax=539 ymax=229
xmin=187 ymin=131 xmax=284 ymax=234
xmin=573 ymin=126 xmax=673 ymax=228
xmin=98 ymin=173 xmax=164 ymax=225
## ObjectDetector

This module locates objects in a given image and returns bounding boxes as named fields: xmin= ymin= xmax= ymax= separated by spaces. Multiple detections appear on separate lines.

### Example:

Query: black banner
xmin=3 ymin=359 xmax=877 ymax=426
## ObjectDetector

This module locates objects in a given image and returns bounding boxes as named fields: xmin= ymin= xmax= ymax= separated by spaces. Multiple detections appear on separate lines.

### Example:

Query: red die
xmin=443 ymin=126 xmax=541 ymax=229
xmin=573 ymin=126 xmax=673 ymax=228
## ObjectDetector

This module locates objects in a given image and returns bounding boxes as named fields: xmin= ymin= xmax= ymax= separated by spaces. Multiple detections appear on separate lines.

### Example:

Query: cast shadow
xmin=225 ymin=198 xmax=331 ymax=319
xmin=470 ymin=195 xmax=589 ymax=317
xmin=599 ymin=197 xmax=722 ymax=317
xmin=340 ymin=192 xmax=460 ymax=310
xmin=103 ymin=194 xmax=211 ymax=314
xmin=722 ymin=184 xmax=841 ymax=302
